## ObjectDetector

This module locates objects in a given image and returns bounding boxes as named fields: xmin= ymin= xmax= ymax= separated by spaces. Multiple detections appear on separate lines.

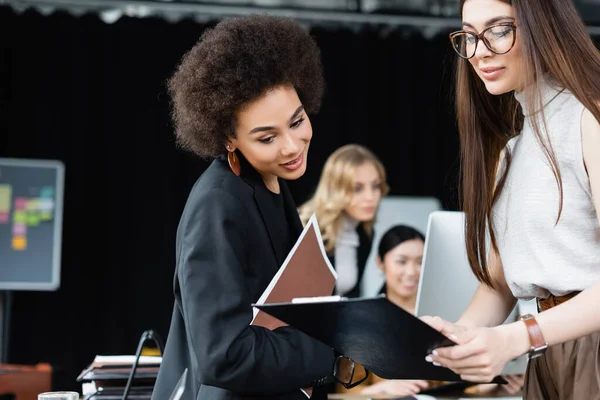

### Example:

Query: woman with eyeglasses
xmin=423 ymin=1 xmax=600 ymax=398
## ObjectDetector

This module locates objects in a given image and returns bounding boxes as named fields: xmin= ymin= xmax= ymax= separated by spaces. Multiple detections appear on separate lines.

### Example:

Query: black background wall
xmin=0 ymin=5 xmax=461 ymax=391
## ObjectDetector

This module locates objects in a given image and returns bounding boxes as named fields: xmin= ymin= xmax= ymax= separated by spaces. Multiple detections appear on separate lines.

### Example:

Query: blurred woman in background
xmin=299 ymin=144 xmax=388 ymax=298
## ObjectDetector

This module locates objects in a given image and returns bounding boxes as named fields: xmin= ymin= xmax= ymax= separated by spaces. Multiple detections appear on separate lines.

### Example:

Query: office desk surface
xmin=329 ymin=394 xmax=521 ymax=400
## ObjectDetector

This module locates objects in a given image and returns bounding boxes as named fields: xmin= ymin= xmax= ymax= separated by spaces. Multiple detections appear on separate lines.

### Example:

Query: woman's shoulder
xmin=182 ymin=157 xmax=253 ymax=219
xmin=190 ymin=157 xmax=250 ymax=200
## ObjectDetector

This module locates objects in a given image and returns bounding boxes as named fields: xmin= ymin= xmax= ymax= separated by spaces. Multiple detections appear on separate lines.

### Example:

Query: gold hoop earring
xmin=228 ymin=151 xmax=241 ymax=176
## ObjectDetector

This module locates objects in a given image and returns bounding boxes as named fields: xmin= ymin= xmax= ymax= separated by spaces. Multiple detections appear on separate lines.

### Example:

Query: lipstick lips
xmin=281 ymin=152 xmax=304 ymax=170
xmin=480 ymin=66 xmax=505 ymax=80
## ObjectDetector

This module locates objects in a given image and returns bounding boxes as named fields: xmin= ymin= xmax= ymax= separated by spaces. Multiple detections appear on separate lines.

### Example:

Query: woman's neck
xmin=385 ymin=288 xmax=416 ymax=315
xmin=340 ymin=213 xmax=360 ymax=231
xmin=261 ymin=174 xmax=280 ymax=194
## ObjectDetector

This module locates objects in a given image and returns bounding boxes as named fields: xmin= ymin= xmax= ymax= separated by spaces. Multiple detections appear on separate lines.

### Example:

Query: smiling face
xmin=462 ymin=0 xmax=526 ymax=94
xmin=378 ymin=238 xmax=424 ymax=301
xmin=228 ymin=85 xmax=312 ymax=191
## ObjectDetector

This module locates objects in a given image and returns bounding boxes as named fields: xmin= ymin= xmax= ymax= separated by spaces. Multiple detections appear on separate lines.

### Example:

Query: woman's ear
xmin=376 ymin=255 xmax=384 ymax=271
xmin=225 ymin=138 xmax=237 ymax=152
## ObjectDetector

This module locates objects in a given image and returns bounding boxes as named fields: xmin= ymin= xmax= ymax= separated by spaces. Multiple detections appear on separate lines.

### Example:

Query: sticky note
xmin=13 ymin=223 xmax=26 ymax=235
xmin=40 ymin=186 xmax=55 ymax=199
xmin=39 ymin=211 xmax=53 ymax=221
xmin=14 ymin=197 xmax=27 ymax=210
xmin=27 ymin=213 xmax=40 ymax=227
xmin=38 ymin=198 xmax=54 ymax=212
xmin=12 ymin=236 xmax=26 ymax=251
xmin=0 ymin=185 xmax=11 ymax=212
xmin=13 ymin=211 xmax=26 ymax=224
xmin=0 ymin=212 xmax=8 ymax=224
xmin=26 ymin=199 xmax=40 ymax=212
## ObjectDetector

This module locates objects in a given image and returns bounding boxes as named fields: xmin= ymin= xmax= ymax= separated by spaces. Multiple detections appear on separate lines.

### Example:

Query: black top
xmin=266 ymin=188 xmax=294 ymax=261
xmin=152 ymin=154 xmax=335 ymax=400
xmin=328 ymin=223 xmax=374 ymax=298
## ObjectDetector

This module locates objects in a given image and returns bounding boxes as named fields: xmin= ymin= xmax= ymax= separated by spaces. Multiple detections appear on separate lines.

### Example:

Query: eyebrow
xmin=248 ymin=105 xmax=305 ymax=135
xmin=463 ymin=16 xmax=514 ymax=29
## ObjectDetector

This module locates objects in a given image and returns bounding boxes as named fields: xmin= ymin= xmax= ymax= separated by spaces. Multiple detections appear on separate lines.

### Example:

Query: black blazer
xmin=152 ymin=156 xmax=335 ymax=400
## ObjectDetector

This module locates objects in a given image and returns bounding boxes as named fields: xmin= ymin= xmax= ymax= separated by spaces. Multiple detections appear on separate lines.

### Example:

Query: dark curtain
xmin=0 ymin=6 xmax=460 ymax=391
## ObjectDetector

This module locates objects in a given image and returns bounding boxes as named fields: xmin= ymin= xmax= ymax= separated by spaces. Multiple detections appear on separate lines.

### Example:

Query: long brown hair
xmin=457 ymin=0 xmax=600 ymax=287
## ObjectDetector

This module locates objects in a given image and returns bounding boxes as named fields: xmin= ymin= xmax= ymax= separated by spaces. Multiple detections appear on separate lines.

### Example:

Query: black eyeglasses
xmin=449 ymin=22 xmax=517 ymax=59
xmin=333 ymin=355 xmax=370 ymax=389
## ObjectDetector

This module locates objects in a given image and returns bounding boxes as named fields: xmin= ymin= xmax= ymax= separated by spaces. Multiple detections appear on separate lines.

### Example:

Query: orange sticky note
xmin=12 ymin=236 xmax=26 ymax=250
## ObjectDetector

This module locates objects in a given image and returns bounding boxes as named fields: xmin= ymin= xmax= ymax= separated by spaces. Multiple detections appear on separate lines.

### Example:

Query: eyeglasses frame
xmin=449 ymin=22 xmax=518 ymax=60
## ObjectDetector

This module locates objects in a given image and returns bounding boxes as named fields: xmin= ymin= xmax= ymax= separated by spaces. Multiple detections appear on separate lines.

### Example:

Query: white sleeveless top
xmin=492 ymin=81 xmax=600 ymax=300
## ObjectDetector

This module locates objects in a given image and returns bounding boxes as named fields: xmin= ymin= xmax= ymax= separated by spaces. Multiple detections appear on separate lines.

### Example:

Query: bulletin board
xmin=0 ymin=158 xmax=64 ymax=291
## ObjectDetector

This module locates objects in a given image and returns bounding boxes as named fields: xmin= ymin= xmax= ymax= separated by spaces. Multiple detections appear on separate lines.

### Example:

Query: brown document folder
xmin=251 ymin=214 xmax=337 ymax=330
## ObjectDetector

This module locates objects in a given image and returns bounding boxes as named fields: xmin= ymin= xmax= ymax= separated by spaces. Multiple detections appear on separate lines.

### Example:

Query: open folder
xmin=251 ymin=213 xmax=337 ymax=330
xmin=254 ymin=296 xmax=506 ymax=384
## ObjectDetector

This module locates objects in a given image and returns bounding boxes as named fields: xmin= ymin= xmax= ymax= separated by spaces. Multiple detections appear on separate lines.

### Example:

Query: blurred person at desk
xmin=299 ymin=144 xmax=389 ymax=298
xmin=152 ymin=15 xmax=356 ymax=400
xmin=337 ymin=225 xmax=524 ymax=398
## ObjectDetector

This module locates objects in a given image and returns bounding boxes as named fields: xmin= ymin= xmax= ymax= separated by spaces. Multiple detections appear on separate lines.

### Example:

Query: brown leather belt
xmin=537 ymin=291 xmax=580 ymax=312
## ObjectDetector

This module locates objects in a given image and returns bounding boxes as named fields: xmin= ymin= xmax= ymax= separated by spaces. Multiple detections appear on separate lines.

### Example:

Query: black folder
xmin=254 ymin=295 xmax=506 ymax=384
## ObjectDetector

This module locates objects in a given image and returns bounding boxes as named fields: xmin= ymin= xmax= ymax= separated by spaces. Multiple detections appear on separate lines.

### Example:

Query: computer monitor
xmin=414 ymin=211 xmax=527 ymax=375
xmin=0 ymin=158 xmax=65 ymax=363
xmin=0 ymin=158 xmax=64 ymax=291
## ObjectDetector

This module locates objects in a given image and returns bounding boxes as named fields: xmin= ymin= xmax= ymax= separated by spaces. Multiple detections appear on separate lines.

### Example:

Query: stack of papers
xmin=77 ymin=355 xmax=162 ymax=400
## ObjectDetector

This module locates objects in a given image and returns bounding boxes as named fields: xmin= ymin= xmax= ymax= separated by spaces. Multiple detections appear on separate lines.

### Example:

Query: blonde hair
xmin=299 ymin=144 xmax=389 ymax=253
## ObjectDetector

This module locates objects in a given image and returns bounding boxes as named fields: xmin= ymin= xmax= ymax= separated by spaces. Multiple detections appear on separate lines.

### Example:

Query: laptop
xmin=414 ymin=211 xmax=528 ymax=376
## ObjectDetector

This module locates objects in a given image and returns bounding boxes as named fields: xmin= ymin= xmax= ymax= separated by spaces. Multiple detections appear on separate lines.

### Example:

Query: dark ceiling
xmin=4 ymin=0 xmax=600 ymax=27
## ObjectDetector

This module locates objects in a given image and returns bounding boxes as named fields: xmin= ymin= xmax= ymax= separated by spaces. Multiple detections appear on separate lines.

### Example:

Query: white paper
xmin=93 ymin=355 xmax=162 ymax=364
xmin=291 ymin=295 xmax=343 ymax=304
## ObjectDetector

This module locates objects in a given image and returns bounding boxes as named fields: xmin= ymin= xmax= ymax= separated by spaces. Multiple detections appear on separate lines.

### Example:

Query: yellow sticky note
xmin=27 ymin=213 xmax=40 ymax=227
xmin=0 ymin=185 xmax=11 ymax=212
xmin=12 ymin=236 xmax=27 ymax=251
xmin=39 ymin=211 xmax=53 ymax=221
xmin=26 ymin=199 xmax=40 ymax=212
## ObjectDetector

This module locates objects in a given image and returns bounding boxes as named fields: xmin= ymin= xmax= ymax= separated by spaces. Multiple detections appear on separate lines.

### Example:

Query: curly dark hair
xmin=167 ymin=14 xmax=325 ymax=158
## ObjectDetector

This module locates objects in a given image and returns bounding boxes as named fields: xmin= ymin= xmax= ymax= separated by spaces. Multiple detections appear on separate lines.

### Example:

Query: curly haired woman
xmin=152 ymin=15 xmax=350 ymax=400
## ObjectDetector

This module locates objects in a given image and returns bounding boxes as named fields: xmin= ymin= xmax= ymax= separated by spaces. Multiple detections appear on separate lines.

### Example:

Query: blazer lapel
xmin=236 ymin=153 xmax=285 ymax=264
xmin=236 ymin=153 xmax=303 ymax=265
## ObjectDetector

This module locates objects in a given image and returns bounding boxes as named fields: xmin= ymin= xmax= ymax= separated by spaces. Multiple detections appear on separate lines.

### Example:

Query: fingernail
xmin=433 ymin=362 xmax=442 ymax=367
xmin=449 ymin=334 xmax=458 ymax=341
xmin=432 ymin=350 xmax=439 ymax=356
xmin=425 ymin=355 xmax=433 ymax=362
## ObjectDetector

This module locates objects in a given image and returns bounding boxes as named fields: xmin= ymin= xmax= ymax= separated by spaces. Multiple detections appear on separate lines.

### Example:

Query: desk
xmin=329 ymin=394 xmax=521 ymax=400
xmin=0 ymin=363 xmax=52 ymax=400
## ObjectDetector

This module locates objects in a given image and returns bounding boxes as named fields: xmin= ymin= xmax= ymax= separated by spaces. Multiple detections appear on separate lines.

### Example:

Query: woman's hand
xmin=426 ymin=323 xmax=529 ymax=383
xmin=475 ymin=374 xmax=525 ymax=395
xmin=360 ymin=379 xmax=429 ymax=396
xmin=502 ymin=374 xmax=525 ymax=394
